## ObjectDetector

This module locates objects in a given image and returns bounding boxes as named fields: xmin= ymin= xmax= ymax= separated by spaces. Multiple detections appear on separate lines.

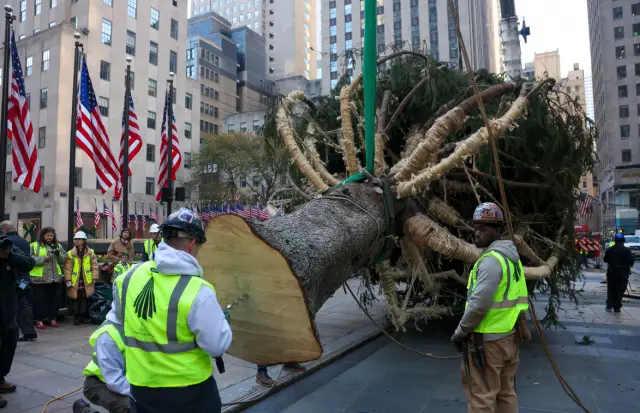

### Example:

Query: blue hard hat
xmin=614 ymin=233 xmax=625 ymax=240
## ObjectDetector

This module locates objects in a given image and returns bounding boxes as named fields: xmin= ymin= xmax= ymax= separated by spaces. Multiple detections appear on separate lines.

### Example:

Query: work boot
xmin=606 ymin=307 xmax=612 ymax=313
xmin=0 ymin=379 xmax=16 ymax=394
xmin=256 ymin=372 xmax=275 ymax=387
xmin=283 ymin=362 xmax=306 ymax=371
xmin=18 ymin=333 xmax=37 ymax=342
xmin=72 ymin=399 xmax=98 ymax=413
xmin=614 ymin=309 xmax=621 ymax=313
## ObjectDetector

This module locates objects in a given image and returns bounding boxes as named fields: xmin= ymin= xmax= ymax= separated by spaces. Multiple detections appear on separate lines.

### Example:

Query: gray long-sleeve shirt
xmin=455 ymin=240 xmax=520 ymax=342
xmin=95 ymin=332 xmax=130 ymax=396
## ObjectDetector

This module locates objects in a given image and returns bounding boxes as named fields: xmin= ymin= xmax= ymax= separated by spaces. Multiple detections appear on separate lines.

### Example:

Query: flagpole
xmin=66 ymin=32 xmax=82 ymax=246
xmin=166 ymin=72 xmax=175 ymax=216
xmin=122 ymin=56 xmax=132 ymax=220
xmin=0 ymin=6 xmax=14 ymax=220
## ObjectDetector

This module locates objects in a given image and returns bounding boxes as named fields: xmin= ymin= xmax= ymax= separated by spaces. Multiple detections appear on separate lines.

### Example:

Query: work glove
xmin=450 ymin=328 xmax=468 ymax=353
xmin=223 ymin=309 xmax=231 ymax=325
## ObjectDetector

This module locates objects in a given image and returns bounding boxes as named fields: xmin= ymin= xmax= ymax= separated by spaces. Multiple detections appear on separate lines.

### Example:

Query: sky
xmin=515 ymin=0 xmax=591 ymax=75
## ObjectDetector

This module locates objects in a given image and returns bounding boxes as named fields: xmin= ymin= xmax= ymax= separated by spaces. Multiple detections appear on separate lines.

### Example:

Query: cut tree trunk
xmin=199 ymin=183 xmax=386 ymax=366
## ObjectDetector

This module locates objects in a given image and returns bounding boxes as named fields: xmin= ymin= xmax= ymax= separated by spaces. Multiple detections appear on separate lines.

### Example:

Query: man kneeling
xmin=73 ymin=322 xmax=130 ymax=413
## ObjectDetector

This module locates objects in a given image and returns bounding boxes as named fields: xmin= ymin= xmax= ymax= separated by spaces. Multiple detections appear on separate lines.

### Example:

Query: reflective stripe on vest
xmin=466 ymin=250 xmax=529 ymax=334
xmin=67 ymin=249 xmax=95 ymax=286
xmin=116 ymin=261 xmax=214 ymax=387
xmin=29 ymin=242 xmax=62 ymax=277
xmin=83 ymin=322 xmax=126 ymax=382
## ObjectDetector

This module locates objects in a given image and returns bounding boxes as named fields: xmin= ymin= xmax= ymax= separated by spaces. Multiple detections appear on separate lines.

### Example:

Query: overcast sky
xmin=515 ymin=0 xmax=591 ymax=75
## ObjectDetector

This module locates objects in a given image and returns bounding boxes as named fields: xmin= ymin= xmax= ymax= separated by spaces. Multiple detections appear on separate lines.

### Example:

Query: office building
xmin=276 ymin=75 xmax=322 ymax=98
xmin=533 ymin=50 xmax=561 ymax=80
xmin=0 ymin=0 xmax=200 ymax=240
xmin=588 ymin=0 xmax=640 ymax=232
xmin=191 ymin=0 xmax=317 ymax=80
xmin=188 ymin=13 xmax=239 ymax=142
xmin=559 ymin=63 xmax=587 ymax=115
xmin=321 ymin=0 xmax=498 ymax=93
xmin=522 ymin=62 xmax=535 ymax=80
xmin=232 ymin=26 xmax=275 ymax=112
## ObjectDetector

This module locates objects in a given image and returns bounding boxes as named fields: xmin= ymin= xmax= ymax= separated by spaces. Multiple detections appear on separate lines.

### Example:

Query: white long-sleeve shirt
xmin=95 ymin=333 xmax=130 ymax=396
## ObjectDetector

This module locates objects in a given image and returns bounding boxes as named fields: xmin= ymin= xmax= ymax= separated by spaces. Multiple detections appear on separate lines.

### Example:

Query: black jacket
xmin=604 ymin=243 xmax=634 ymax=279
xmin=0 ymin=246 xmax=35 ymax=326
xmin=4 ymin=231 xmax=30 ymax=282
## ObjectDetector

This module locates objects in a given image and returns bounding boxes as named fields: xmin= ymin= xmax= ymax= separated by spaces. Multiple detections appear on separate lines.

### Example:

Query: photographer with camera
xmin=0 ymin=233 xmax=35 ymax=407
xmin=29 ymin=227 xmax=66 ymax=330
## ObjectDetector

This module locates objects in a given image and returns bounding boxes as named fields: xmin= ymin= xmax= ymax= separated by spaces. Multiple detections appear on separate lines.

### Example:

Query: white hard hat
xmin=150 ymin=224 xmax=160 ymax=233
xmin=73 ymin=231 xmax=87 ymax=240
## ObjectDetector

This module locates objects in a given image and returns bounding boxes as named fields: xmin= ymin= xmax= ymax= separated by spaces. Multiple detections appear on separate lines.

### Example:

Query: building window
xmin=623 ymin=149 xmax=632 ymax=162
xmin=616 ymin=46 xmax=625 ymax=59
xmin=145 ymin=178 xmax=155 ymax=195
xmin=185 ymin=93 xmax=192 ymax=109
xmin=621 ymin=124 xmax=631 ymax=138
xmin=98 ymin=96 xmax=109 ymax=117
xmin=618 ymin=65 xmax=627 ymax=79
xmin=26 ymin=56 xmax=32 ymax=76
xmin=34 ymin=0 xmax=41 ymax=15
xmin=42 ymin=50 xmax=49 ymax=71
xmin=634 ymin=3 xmax=640 ymax=16
xmin=149 ymin=41 xmax=158 ymax=66
xmin=253 ymin=120 xmax=260 ymax=131
xmin=146 ymin=144 xmax=155 ymax=162
xmin=50 ymin=0 xmax=57 ymax=8
xmin=125 ymin=31 xmax=136 ymax=56
xmin=615 ymin=26 xmax=625 ymax=40
xmin=126 ymin=71 xmax=135 ymax=90
xmin=614 ymin=6 xmax=623 ymax=20
xmin=636 ymin=43 xmax=640 ymax=57
xmin=38 ymin=127 xmax=46 ymax=148
xmin=184 ymin=152 xmax=191 ymax=168
xmin=73 ymin=167 xmax=83 ymax=188
xmin=228 ymin=124 xmax=234 ymax=132
xmin=127 ymin=0 xmax=137 ymax=19
xmin=99 ymin=60 xmax=110 ymax=81
xmin=20 ymin=0 xmax=26 ymax=22
xmin=148 ymin=79 xmax=157 ymax=97
xmin=619 ymin=85 xmax=628 ymax=98
xmin=636 ymin=63 xmax=640 ymax=76
xmin=102 ymin=19 xmax=112 ymax=45
xmin=103 ymin=0 xmax=112 ymax=6
xmin=240 ymin=122 xmax=247 ymax=132
xmin=170 ymin=19 xmax=178 ymax=40
xmin=40 ymin=88 xmax=47 ymax=109
xmin=169 ymin=51 xmax=177 ymax=73
xmin=70 ymin=16 xmax=77 ymax=29
xmin=184 ymin=123 xmax=192 ymax=139
xmin=147 ymin=111 xmax=156 ymax=129
xmin=620 ymin=105 xmax=630 ymax=118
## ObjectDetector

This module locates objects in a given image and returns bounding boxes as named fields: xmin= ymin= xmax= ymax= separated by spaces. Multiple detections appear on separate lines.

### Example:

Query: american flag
xmin=76 ymin=58 xmax=119 ymax=193
xmin=149 ymin=201 xmax=158 ymax=222
xmin=259 ymin=204 xmax=271 ymax=221
xmin=156 ymin=90 xmax=181 ymax=201
xmin=578 ymin=192 xmax=593 ymax=218
xmin=115 ymin=91 xmax=142 ymax=200
xmin=141 ymin=202 xmax=147 ymax=232
xmin=94 ymin=198 xmax=101 ymax=230
xmin=76 ymin=197 xmax=84 ymax=230
xmin=134 ymin=200 xmax=139 ymax=232
xmin=104 ymin=201 xmax=116 ymax=232
xmin=7 ymin=31 xmax=41 ymax=192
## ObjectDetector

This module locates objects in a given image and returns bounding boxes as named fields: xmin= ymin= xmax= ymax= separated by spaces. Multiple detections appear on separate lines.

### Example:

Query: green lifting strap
xmin=363 ymin=0 xmax=376 ymax=175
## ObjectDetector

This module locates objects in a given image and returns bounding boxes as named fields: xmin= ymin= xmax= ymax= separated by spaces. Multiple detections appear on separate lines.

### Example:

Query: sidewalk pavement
xmin=1 ymin=279 xmax=387 ymax=413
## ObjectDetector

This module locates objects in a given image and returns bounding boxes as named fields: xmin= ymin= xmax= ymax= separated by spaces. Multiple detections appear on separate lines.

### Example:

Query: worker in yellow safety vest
xmin=73 ymin=322 xmax=131 ymax=413
xmin=451 ymin=202 xmax=529 ymax=413
xmin=105 ymin=208 xmax=232 ymax=413
xmin=112 ymin=254 xmax=132 ymax=281
xmin=142 ymin=224 xmax=162 ymax=262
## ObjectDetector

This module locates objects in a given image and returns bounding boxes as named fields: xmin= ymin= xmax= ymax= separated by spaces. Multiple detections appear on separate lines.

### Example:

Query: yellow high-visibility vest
xmin=466 ymin=250 xmax=529 ymax=334
xmin=144 ymin=239 xmax=161 ymax=259
xmin=29 ymin=242 xmax=63 ymax=277
xmin=67 ymin=249 xmax=95 ymax=287
xmin=115 ymin=261 xmax=215 ymax=388
xmin=83 ymin=322 xmax=126 ymax=382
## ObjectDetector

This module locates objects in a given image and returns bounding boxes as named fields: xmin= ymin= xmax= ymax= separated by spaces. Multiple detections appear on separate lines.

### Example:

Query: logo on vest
xmin=133 ymin=278 xmax=157 ymax=320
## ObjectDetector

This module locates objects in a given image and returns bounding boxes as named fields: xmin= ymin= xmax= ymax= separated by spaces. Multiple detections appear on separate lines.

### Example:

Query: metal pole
xmin=0 ymin=5 xmax=14 ymax=220
xmin=166 ymin=72 xmax=175 ymax=216
xmin=122 ymin=57 xmax=132 ymax=222
xmin=67 ymin=33 xmax=82 ymax=246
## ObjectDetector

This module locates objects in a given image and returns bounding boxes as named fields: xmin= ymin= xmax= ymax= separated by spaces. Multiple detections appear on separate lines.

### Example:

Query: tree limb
xmin=384 ymin=77 xmax=428 ymax=135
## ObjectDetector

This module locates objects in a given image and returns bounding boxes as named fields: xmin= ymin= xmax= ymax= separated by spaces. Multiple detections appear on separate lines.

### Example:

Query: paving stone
xmin=11 ymin=355 xmax=84 ymax=379
xmin=6 ymin=369 xmax=84 ymax=398
xmin=1 ymin=387 xmax=73 ymax=413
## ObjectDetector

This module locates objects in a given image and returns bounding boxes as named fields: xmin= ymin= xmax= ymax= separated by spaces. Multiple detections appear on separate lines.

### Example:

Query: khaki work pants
xmin=461 ymin=334 xmax=519 ymax=413
xmin=83 ymin=375 xmax=131 ymax=413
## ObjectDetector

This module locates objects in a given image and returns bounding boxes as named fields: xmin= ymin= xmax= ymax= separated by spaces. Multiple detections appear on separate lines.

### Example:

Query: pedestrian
xmin=0 ymin=234 xmax=35 ymax=408
xmin=112 ymin=254 xmax=132 ymax=281
xmin=450 ymin=203 xmax=529 ymax=413
xmin=29 ymin=227 xmax=66 ymax=330
xmin=1 ymin=221 xmax=38 ymax=342
xmin=107 ymin=230 xmax=133 ymax=264
xmin=106 ymin=207 xmax=232 ymax=413
xmin=64 ymin=231 xmax=99 ymax=325
xmin=142 ymin=224 xmax=162 ymax=262
xmin=604 ymin=233 xmax=634 ymax=313
xmin=73 ymin=321 xmax=130 ymax=413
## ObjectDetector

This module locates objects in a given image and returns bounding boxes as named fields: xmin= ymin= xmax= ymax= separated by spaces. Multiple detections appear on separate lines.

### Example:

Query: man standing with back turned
xmin=604 ymin=233 xmax=634 ymax=313
xmin=107 ymin=208 xmax=232 ymax=413
xmin=451 ymin=203 xmax=529 ymax=413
